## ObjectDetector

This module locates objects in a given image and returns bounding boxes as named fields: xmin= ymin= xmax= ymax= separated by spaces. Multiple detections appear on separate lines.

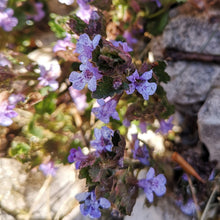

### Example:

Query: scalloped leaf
xmin=153 ymin=61 xmax=170 ymax=83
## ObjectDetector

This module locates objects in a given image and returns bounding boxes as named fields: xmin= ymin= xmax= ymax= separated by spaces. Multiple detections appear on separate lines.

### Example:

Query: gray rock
xmin=198 ymin=88 xmax=220 ymax=168
xmin=124 ymin=194 xmax=191 ymax=220
xmin=162 ymin=14 xmax=220 ymax=55
xmin=162 ymin=61 xmax=220 ymax=107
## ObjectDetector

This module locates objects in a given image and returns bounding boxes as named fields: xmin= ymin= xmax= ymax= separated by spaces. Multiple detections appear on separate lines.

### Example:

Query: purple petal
xmin=140 ymin=70 xmax=153 ymax=81
xmin=127 ymin=70 xmax=139 ymax=83
xmin=111 ymin=111 xmax=120 ymax=120
xmin=75 ymin=192 xmax=90 ymax=202
xmin=99 ymin=198 xmax=111 ymax=208
xmin=0 ymin=115 xmax=13 ymax=126
xmin=92 ymin=34 xmax=101 ymax=48
xmin=152 ymin=176 xmax=166 ymax=196
xmin=145 ymin=189 xmax=154 ymax=203
xmin=146 ymin=167 xmax=155 ymax=180
xmin=136 ymin=82 xmax=157 ymax=100
xmin=97 ymin=99 xmax=105 ymax=106
xmin=69 ymin=71 xmax=86 ymax=90
xmin=126 ymin=83 xmax=136 ymax=95
xmin=87 ymin=76 xmax=97 ymax=91
xmin=80 ymin=203 xmax=91 ymax=216
xmin=5 ymin=110 xmax=18 ymax=118
xmin=89 ymin=207 xmax=101 ymax=219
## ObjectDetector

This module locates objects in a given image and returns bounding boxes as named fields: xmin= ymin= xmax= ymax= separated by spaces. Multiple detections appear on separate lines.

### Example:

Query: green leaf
xmin=10 ymin=142 xmax=30 ymax=156
xmin=79 ymin=166 xmax=90 ymax=179
xmin=92 ymin=76 xmax=126 ymax=99
xmin=48 ymin=13 xmax=67 ymax=38
xmin=92 ymin=76 xmax=114 ymax=99
xmin=153 ymin=61 xmax=170 ymax=83
xmin=89 ymin=165 xmax=101 ymax=182
xmin=146 ymin=11 xmax=169 ymax=36
xmin=28 ymin=117 xmax=44 ymax=138
xmin=13 ymin=9 xmax=27 ymax=30
xmin=35 ymin=92 xmax=57 ymax=115
xmin=68 ymin=15 xmax=88 ymax=35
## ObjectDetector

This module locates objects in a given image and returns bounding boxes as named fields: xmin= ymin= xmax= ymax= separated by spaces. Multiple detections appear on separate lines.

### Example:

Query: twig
xmin=187 ymin=174 xmax=201 ymax=219
xmin=200 ymin=185 xmax=218 ymax=220
xmin=164 ymin=48 xmax=220 ymax=63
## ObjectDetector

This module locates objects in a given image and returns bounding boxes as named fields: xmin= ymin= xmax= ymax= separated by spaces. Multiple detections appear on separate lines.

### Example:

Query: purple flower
xmin=76 ymin=191 xmax=111 ymax=219
xmin=76 ymin=6 xmax=93 ymax=24
xmin=69 ymin=87 xmax=88 ymax=111
xmin=0 ymin=8 xmax=18 ymax=31
xmin=69 ymin=61 xmax=102 ymax=92
xmin=123 ymin=30 xmax=137 ymax=46
xmin=126 ymin=69 xmax=157 ymax=100
xmin=133 ymin=139 xmax=149 ymax=166
xmin=123 ymin=118 xmax=130 ymax=127
xmin=8 ymin=94 xmax=25 ymax=106
xmin=92 ymin=98 xmax=120 ymax=123
xmin=53 ymin=33 xmax=75 ymax=53
xmin=156 ymin=116 xmax=173 ymax=135
xmin=176 ymin=198 xmax=197 ymax=216
xmin=68 ymin=147 xmax=89 ymax=169
xmin=208 ymin=169 xmax=215 ymax=181
xmin=0 ymin=53 xmax=11 ymax=67
xmin=138 ymin=167 xmax=166 ymax=203
xmin=0 ymin=92 xmax=22 ymax=127
xmin=151 ymin=0 xmax=162 ymax=8
xmin=77 ymin=0 xmax=92 ymax=10
xmin=90 ymin=126 xmax=114 ymax=152
xmin=0 ymin=100 xmax=18 ymax=126
xmin=0 ymin=0 xmax=8 ymax=11
xmin=39 ymin=161 xmax=57 ymax=176
xmin=139 ymin=120 xmax=147 ymax=133
xmin=27 ymin=2 xmax=45 ymax=22
xmin=75 ymin=33 xmax=101 ymax=63
xmin=38 ymin=63 xmax=60 ymax=91
xmin=58 ymin=0 xmax=74 ymax=5
xmin=111 ymin=40 xmax=133 ymax=53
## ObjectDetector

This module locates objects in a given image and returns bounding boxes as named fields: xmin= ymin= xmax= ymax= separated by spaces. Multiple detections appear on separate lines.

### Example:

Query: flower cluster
xmin=38 ymin=62 xmax=60 ymax=91
xmin=0 ymin=8 xmax=18 ymax=31
xmin=53 ymin=33 xmax=75 ymax=53
xmin=39 ymin=161 xmax=57 ymax=176
xmin=111 ymin=40 xmax=133 ymax=53
xmin=76 ymin=33 xmax=101 ymax=63
xmin=69 ymin=34 xmax=102 ymax=91
xmin=90 ymin=126 xmax=114 ymax=152
xmin=138 ymin=167 xmax=166 ymax=203
xmin=126 ymin=69 xmax=157 ymax=100
xmin=92 ymin=98 xmax=120 ymax=123
xmin=133 ymin=139 xmax=150 ymax=166
xmin=27 ymin=2 xmax=45 ymax=22
xmin=69 ymin=87 xmax=88 ymax=111
xmin=175 ymin=198 xmax=197 ymax=216
xmin=68 ymin=147 xmax=89 ymax=169
xmin=0 ymin=93 xmax=24 ymax=127
xmin=69 ymin=61 xmax=102 ymax=92
xmin=0 ymin=0 xmax=7 ymax=11
xmin=75 ymin=191 xmax=111 ymax=218
xmin=0 ymin=53 xmax=11 ymax=67
xmin=76 ymin=0 xmax=94 ymax=23
xmin=156 ymin=115 xmax=173 ymax=135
